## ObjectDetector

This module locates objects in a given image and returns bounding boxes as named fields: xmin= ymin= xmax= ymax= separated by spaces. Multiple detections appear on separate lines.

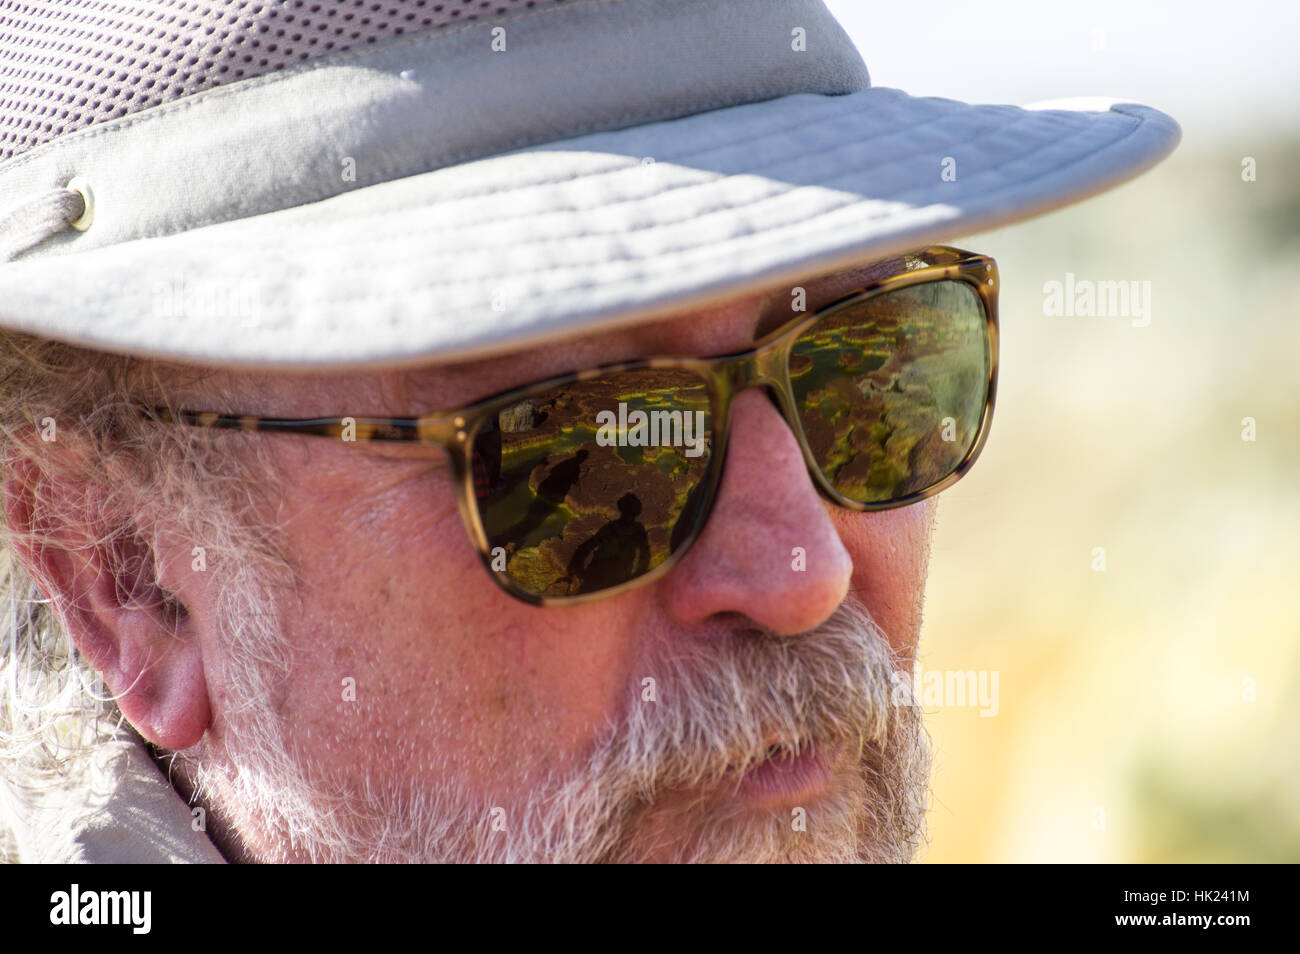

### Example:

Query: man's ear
xmin=3 ymin=447 xmax=212 ymax=750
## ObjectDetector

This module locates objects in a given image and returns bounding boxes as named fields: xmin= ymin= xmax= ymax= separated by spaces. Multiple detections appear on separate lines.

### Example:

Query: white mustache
xmin=605 ymin=598 xmax=912 ymax=795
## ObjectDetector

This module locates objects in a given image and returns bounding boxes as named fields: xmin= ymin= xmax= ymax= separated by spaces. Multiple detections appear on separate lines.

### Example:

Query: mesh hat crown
xmin=0 ymin=0 xmax=1180 ymax=369
xmin=0 ymin=1 xmax=572 ymax=163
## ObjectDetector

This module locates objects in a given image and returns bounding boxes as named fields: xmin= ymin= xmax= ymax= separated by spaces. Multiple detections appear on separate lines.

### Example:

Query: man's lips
xmin=732 ymin=737 xmax=849 ymax=808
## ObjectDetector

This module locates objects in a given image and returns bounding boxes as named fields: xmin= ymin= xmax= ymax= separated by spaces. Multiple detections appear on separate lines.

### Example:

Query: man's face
xmin=168 ymin=256 xmax=937 ymax=862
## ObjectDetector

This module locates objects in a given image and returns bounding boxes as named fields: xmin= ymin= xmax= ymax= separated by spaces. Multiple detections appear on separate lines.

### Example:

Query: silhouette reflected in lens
xmin=471 ymin=369 xmax=713 ymax=598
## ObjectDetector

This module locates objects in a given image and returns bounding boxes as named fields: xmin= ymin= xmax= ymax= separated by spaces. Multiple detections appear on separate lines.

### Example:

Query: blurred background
xmin=826 ymin=0 xmax=1300 ymax=862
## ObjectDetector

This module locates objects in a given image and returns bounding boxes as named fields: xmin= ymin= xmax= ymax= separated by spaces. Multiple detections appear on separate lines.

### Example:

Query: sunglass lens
xmin=470 ymin=368 xmax=714 ymax=599
xmin=789 ymin=279 xmax=990 ymax=503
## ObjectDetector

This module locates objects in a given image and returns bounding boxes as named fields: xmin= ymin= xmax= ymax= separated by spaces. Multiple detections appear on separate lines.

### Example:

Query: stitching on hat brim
xmin=54 ymin=98 xmax=1162 ymax=312
xmin=189 ymin=96 xmax=1138 ymax=268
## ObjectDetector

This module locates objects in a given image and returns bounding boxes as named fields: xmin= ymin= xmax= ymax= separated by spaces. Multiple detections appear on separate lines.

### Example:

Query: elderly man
xmin=0 ymin=0 xmax=1178 ymax=863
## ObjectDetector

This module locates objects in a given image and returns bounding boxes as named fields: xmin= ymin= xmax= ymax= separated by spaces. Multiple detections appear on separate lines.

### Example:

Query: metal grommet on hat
xmin=65 ymin=177 xmax=94 ymax=231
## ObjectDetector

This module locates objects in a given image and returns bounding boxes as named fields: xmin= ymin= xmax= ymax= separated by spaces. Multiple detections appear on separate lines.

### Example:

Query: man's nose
xmin=657 ymin=389 xmax=853 ymax=634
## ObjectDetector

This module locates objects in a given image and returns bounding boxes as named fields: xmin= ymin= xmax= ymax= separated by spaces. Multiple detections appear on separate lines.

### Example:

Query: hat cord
xmin=0 ymin=188 xmax=86 ymax=262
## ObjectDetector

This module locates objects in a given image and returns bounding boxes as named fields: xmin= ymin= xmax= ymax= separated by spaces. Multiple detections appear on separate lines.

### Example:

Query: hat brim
xmin=0 ymin=85 xmax=1179 ymax=370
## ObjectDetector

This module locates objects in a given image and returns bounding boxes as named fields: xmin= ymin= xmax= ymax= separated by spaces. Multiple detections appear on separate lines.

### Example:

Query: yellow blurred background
xmin=821 ymin=0 xmax=1300 ymax=867
xmin=917 ymin=142 xmax=1300 ymax=862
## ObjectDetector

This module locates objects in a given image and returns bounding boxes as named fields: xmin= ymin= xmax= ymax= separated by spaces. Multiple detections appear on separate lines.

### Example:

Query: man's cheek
xmin=833 ymin=502 xmax=936 ymax=656
xmin=459 ymin=611 xmax=633 ymax=764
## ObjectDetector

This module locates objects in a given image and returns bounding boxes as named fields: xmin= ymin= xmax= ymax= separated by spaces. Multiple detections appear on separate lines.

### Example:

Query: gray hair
xmin=0 ymin=330 xmax=288 ymax=859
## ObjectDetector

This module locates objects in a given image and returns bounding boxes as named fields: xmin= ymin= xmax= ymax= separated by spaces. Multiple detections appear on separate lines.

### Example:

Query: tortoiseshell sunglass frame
xmin=144 ymin=245 xmax=999 ymax=607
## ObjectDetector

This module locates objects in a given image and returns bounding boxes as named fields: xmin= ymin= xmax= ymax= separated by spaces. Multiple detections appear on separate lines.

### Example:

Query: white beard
xmin=180 ymin=594 xmax=930 ymax=863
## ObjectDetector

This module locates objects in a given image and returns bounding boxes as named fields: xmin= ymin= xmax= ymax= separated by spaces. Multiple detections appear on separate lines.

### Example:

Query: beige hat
xmin=0 ymin=0 xmax=1180 ymax=369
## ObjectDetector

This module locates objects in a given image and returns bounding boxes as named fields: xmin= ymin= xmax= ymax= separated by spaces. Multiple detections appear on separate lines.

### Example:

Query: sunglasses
xmin=146 ymin=245 xmax=999 ymax=606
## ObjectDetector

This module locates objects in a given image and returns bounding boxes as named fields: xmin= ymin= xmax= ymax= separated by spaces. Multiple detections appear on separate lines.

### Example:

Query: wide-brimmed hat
xmin=0 ymin=0 xmax=1180 ymax=370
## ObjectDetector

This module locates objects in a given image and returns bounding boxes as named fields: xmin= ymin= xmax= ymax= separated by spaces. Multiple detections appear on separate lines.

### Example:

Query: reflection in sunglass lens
xmin=470 ymin=368 xmax=714 ymax=599
xmin=789 ymin=279 xmax=989 ymax=503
